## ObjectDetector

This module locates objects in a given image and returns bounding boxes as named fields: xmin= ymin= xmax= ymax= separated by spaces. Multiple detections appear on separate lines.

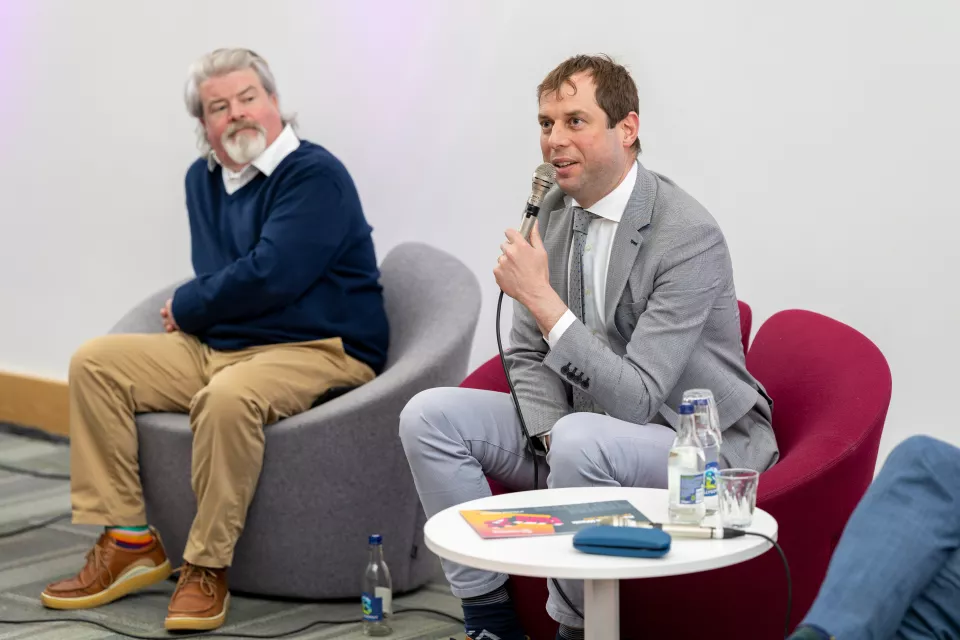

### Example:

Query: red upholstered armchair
xmin=458 ymin=307 xmax=892 ymax=639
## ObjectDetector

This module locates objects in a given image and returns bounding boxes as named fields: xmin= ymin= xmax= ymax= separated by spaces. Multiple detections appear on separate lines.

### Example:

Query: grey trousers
xmin=399 ymin=387 xmax=679 ymax=629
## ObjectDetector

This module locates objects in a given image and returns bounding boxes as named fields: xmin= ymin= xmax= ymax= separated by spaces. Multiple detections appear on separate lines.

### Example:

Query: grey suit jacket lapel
xmin=604 ymin=163 xmax=658 ymax=326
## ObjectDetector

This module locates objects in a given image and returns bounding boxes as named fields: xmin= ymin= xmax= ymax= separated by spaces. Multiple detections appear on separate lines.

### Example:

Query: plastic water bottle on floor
xmin=693 ymin=398 xmax=720 ymax=514
xmin=668 ymin=402 xmax=705 ymax=524
xmin=362 ymin=534 xmax=393 ymax=636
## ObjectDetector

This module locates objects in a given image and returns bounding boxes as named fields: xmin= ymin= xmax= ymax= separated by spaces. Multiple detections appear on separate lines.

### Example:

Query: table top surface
xmin=424 ymin=487 xmax=777 ymax=580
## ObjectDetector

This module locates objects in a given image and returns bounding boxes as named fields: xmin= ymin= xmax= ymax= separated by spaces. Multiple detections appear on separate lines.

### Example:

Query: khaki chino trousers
xmin=68 ymin=332 xmax=374 ymax=567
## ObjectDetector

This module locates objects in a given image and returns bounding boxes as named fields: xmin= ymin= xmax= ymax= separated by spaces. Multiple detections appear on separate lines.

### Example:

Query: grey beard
xmin=222 ymin=128 xmax=267 ymax=165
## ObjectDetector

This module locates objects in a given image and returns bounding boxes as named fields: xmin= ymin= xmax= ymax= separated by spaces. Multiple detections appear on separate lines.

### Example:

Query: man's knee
xmin=398 ymin=387 xmax=458 ymax=450
xmin=886 ymin=435 xmax=960 ymax=476
xmin=547 ymin=414 xmax=600 ymax=471
xmin=69 ymin=335 xmax=126 ymax=382
xmin=190 ymin=383 xmax=262 ymax=432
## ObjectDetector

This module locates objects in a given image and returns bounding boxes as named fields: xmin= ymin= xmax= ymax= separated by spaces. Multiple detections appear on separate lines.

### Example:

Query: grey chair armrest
xmin=109 ymin=281 xmax=186 ymax=335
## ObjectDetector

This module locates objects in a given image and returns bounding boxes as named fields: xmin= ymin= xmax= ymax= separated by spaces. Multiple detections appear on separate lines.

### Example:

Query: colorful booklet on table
xmin=460 ymin=499 xmax=649 ymax=539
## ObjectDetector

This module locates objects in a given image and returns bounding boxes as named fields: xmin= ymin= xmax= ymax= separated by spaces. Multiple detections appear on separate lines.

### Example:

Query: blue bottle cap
xmin=679 ymin=402 xmax=694 ymax=414
xmin=693 ymin=398 xmax=710 ymax=405
xmin=369 ymin=534 xmax=383 ymax=545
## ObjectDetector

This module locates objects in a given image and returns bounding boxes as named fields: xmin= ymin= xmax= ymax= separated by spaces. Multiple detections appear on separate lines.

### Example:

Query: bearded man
xmin=40 ymin=47 xmax=388 ymax=632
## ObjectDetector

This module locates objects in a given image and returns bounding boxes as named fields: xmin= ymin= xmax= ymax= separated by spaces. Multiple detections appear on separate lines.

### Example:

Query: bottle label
xmin=376 ymin=586 xmax=392 ymax=615
xmin=362 ymin=592 xmax=383 ymax=622
xmin=679 ymin=472 xmax=704 ymax=505
xmin=704 ymin=462 xmax=719 ymax=497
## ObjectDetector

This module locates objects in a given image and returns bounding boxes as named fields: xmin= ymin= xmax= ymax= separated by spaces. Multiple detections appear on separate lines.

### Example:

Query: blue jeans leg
xmin=802 ymin=436 xmax=960 ymax=640
xmin=895 ymin=544 xmax=960 ymax=639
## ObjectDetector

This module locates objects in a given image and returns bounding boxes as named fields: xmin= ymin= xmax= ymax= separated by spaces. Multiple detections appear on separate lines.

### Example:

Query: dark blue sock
xmin=461 ymin=584 xmax=526 ymax=640
xmin=788 ymin=624 xmax=834 ymax=640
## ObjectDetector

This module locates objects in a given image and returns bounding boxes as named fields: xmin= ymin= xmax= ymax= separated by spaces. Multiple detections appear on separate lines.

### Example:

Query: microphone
xmin=641 ymin=522 xmax=745 ymax=540
xmin=595 ymin=515 xmax=746 ymax=539
xmin=518 ymin=163 xmax=558 ymax=241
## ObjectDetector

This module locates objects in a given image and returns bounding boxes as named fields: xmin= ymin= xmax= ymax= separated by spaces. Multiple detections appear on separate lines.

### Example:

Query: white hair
xmin=184 ymin=48 xmax=297 ymax=158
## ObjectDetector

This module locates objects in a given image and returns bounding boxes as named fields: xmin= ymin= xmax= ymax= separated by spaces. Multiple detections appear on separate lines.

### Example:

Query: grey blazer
xmin=505 ymin=161 xmax=778 ymax=471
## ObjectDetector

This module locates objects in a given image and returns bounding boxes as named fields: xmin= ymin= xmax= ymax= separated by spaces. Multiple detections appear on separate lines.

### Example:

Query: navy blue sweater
xmin=172 ymin=141 xmax=389 ymax=373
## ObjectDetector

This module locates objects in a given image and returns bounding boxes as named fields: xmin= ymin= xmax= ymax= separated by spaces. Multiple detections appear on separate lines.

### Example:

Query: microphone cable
xmin=0 ymin=461 xmax=71 ymax=480
xmin=743 ymin=531 xmax=792 ymax=638
xmin=0 ymin=512 xmax=72 ymax=539
xmin=496 ymin=289 xmax=583 ymax=619
xmin=495 ymin=289 xmax=541 ymax=491
xmin=0 ymin=608 xmax=464 ymax=639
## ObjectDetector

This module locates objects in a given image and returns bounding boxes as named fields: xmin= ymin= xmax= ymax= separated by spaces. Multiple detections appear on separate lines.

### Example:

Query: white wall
xmin=2 ymin=0 xmax=957 ymax=466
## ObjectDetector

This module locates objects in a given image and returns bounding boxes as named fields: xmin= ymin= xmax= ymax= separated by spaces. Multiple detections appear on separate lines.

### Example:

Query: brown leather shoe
xmin=41 ymin=528 xmax=172 ymax=609
xmin=165 ymin=563 xmax=230 ymax=631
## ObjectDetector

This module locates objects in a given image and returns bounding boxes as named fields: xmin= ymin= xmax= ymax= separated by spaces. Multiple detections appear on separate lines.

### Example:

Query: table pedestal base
xmin=584 ymin=578 xmax=619 ymax=640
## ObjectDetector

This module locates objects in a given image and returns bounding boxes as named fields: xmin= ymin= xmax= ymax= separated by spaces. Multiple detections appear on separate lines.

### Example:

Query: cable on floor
xmin=0 ymin=607 xmax=464 ymax=639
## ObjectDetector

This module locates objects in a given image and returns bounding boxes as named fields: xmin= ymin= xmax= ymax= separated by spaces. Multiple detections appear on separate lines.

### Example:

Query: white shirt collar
xmin=251 ymin=124 xmax=300 ymax=176
xmin=565 ymin=160 xmax=638 ymax=223
xmin=207 ymin=124 xmax=301 ymax=176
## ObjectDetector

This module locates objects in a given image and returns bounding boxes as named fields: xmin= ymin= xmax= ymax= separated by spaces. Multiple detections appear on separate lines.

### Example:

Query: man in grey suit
xmin=399 ymin=54 xmax=778 ymax=640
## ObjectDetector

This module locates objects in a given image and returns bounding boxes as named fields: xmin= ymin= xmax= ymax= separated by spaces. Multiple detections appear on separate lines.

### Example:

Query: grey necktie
xmin=569 ymin=206 xmax=600 ymax=413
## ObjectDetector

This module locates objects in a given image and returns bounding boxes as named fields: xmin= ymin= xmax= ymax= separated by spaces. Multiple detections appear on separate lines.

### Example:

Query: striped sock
xmin=106 ymin=525 xmax=153 ymax=550
xmin=462 ymin=585 xmax=510 ymax=607
xmin=557 ymin=625 xmax=584 ymax=640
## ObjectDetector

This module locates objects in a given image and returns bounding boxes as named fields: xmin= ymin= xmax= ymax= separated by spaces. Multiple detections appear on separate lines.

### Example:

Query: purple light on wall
xmin=0 ymin=2 xmax=39 ymax=122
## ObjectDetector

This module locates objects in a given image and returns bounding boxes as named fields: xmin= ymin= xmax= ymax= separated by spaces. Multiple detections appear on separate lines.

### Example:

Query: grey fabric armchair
xmin=110 ymin=242 xmax=481 ymax=598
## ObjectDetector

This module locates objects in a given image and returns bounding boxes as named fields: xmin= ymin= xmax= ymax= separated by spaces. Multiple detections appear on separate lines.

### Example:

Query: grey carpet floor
xmin=0 ymin=428 xmax=463 ymax=640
